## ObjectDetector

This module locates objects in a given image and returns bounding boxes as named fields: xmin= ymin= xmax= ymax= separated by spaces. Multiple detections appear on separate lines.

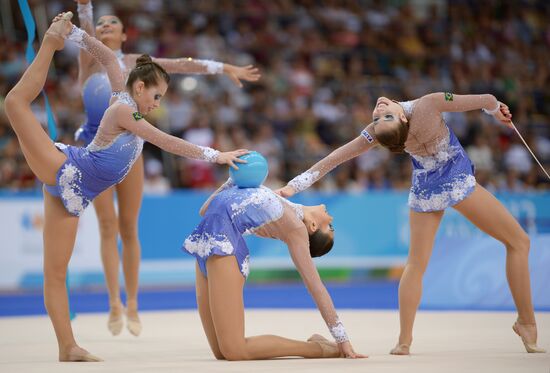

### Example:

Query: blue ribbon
xmin=17 ymin=0 xmax=58 ymax=141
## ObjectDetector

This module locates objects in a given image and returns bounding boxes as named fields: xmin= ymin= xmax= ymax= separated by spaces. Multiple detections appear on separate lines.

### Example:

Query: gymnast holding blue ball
xmin=183 ymin=151 xmax=365 ymax=360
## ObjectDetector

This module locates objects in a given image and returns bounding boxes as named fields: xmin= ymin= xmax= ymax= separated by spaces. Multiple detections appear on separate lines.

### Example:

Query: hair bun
xmin=135 ymin=54 xmax=153 ymax=67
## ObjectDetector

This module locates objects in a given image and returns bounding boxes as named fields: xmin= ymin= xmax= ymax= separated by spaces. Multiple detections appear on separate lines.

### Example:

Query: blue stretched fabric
xmin=18 ymin=0 xmax=58 ymax=141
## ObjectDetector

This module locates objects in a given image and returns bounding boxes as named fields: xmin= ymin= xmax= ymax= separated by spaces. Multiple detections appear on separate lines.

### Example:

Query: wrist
xmin=482 ymin=100 xmax=500 ymax=115
xmin=196 ymin=59 xmax=223 ymax=74
xmin=66 ymin=25 xmax=85 ymax=44
xmin=77 ymin=1 xmax=93 ymax=17
xmin=329 ymin=319 xmax=349 ymax=343
xmin=288 ymin=170 xmax=319 ymax=193
xmin=200 ymin=146 xmax=220 ymax=162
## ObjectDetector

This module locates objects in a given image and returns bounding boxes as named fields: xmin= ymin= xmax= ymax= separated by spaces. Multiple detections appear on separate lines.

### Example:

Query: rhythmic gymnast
xmin=73 ymin=0 xmax=260 ymax=337
xmin=182 ymin=179 xmax=365 ymax=360
xmin=4 ymin=12 xmax=247 ymax=362
xmin=277 ymin=92 xmax=546 ymax=355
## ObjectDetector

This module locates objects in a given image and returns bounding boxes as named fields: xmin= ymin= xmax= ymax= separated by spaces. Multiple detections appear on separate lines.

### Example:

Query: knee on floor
xmin=212 ymin=351 xmax=225 ymax=360
xmin=218 ymin=341 xmax=249 ymax=361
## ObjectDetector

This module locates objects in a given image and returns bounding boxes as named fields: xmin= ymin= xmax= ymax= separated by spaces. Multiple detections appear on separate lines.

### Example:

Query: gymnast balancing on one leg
xmin=183 ymin=179 xmax=365 ymax=360
xmin=4 ymin=12 xmax=247 ymax=362
xmin=73 ymin=0 xmax=260 ymax=337
xmin=276 ymin=92 xmax=546 ymax=355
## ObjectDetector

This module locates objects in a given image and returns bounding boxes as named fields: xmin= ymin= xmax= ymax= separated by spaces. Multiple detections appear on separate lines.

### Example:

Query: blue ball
xmin=82 ymin=73 xmax=112 ymax=124
xmin=229 ymin=151 xmax=268 ymax=188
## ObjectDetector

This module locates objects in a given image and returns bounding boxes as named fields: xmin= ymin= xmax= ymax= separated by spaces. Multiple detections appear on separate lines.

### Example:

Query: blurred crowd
xmin=0 ymin=0 xmax=549 ymax=194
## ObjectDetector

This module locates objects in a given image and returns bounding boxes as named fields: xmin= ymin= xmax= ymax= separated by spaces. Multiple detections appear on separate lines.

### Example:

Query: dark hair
xmin=373 ymin=118 xmax=409 ymax=153
xmin=308 ymin=230 xmax=334 ymax=258
xmin=126 ymin=54 xmax=170 ymax=90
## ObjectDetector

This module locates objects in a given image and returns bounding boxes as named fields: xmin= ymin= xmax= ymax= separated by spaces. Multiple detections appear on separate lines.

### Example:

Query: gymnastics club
xmin=510 ymin=121 xmax=550 ymax=181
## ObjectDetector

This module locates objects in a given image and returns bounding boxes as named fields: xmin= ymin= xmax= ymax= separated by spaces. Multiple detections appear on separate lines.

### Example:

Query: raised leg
xmin=116 ymin=155 xmax=144 ymax=336
xmin=43 ymin=189 xmax=101 ymax=361
xmin=4 ymin=36 xmax=67 ymax=185
xmin=391 ymin=209 xmax=444 ymax=355
xmin=453 ymin=184 xmax=544 ymax=353
xmin=205 ymin=255 xmax=333 ymax=360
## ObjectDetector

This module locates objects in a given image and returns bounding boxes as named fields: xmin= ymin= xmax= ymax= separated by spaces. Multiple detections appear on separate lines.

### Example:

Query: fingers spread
xmin=229 ymin=74 xmax=243 ymax=88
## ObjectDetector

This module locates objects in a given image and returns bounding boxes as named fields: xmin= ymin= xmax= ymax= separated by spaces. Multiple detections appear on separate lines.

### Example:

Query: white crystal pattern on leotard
xmin=407 ymin=131 xmax=459 ymax=171
xmin=409 ymin=174 xmax=476 ymax=212
xmin=87 ymin=91 xmax=144 ymax=176
xmin=230 ymin=188 xmax=285 ymax=235
xmin=408 ymin=133 xmax=476 ymax=212
xmin=111 ymin=91 xmax=138 ymax=111
xmin=241 ymin=255 xmax=250 ymax=277
xmin=184 ymin=232 xmax=234 ymax=258
xmin=58 ymin=163 xmax=86 ymax=215
xmin=230 ymin=188 xmax=283 ymax=219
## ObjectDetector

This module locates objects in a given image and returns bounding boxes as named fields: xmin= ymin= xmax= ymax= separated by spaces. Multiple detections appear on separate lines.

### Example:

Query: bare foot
xmin=44 ymin=11 xmax=73 ymax=50
xmin=307 ymin=334 xmax=340 ymax=358
xmin=512 ymin=321 xmax=546 ymax=353
xmin=59 ymin=345 xmax=102 ymax=362
xmin=126 ymin=299 xmax=142 ymax=336
xmin=390 ymin=343 xmax=411 ymax=355
xmin=107 ymin=301 xmax=124 ymax=336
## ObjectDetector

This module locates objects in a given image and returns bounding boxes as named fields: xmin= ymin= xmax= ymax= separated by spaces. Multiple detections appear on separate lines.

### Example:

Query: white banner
xmin=0 ymin=198 xmax=103 ymax=289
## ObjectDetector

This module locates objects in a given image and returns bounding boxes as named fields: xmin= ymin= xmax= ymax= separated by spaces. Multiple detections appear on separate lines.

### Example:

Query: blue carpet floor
xmin=1 ymin=281 xmax=547 ymax=317
xmin=1 ymin=282 xmax=398 ymax=317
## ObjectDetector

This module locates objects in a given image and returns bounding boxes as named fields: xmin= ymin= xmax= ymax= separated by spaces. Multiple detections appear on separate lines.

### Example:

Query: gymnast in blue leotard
xmin=4 ymin=12 xmax=248 ymax=362
xmin=277 ymin=93 xmax=545 ymax=355
xmin=182 ymin=179 xmax=365 ymax=360
xmin=73 ymin=0 xmax=261 ymax=336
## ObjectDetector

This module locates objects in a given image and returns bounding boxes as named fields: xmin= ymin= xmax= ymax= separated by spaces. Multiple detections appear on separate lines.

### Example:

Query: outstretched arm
xmin=66 ymin=24 xmax=125 ymax=94
xmin=421 ymin=92 xmax=512 ymax=126
xmin=75 ymin=0 xmax=97 ymax=85
xmin=124 ymin=54 xmax=261 ymax=88
xmin=278 ymin=127 xmax=376 ymax=197
xmin=284 ymin=227 xmax=365 ymax=358
xmin=115 ymin=104 xmax=248 ymax=167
